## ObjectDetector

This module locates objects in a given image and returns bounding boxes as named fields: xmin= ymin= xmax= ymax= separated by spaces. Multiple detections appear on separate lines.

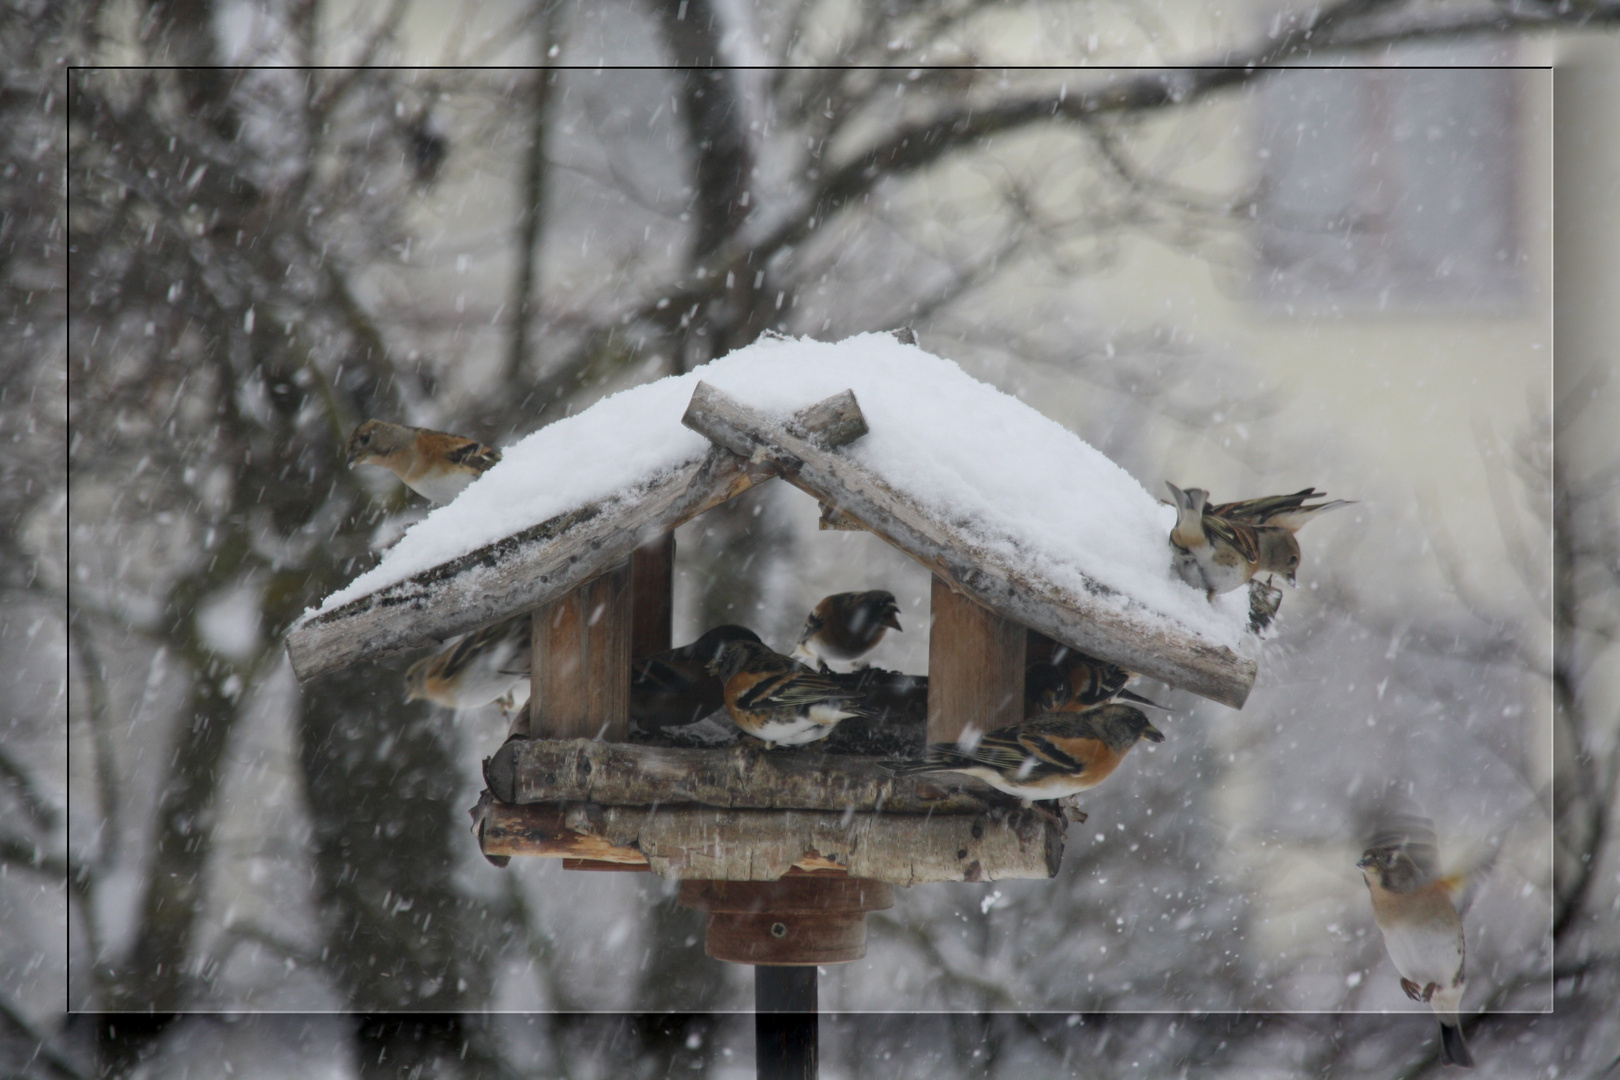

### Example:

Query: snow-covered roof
xmin=287 ymin=334 xmax=1255 ymax=704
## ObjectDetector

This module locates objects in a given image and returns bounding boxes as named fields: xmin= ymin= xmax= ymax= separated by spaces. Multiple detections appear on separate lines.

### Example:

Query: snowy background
xmin=15 ymin=1 xmax=1620 ymax=1077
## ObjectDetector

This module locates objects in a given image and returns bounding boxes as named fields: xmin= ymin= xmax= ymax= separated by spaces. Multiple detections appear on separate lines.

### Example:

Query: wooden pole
xmin=530 ymin=560 xmax=632 ymax=740
xmin=756 ymin=967 xmax=817 ymax=1080
xmin=926 ymin=575 xmax=1026 ymax=745
xmin=631 ymin=532 xmax=675 ymax=658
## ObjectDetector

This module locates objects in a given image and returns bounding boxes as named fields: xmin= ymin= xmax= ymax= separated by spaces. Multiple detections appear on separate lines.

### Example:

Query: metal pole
xmin=755 ymin=965 xmax=817 ymax=1080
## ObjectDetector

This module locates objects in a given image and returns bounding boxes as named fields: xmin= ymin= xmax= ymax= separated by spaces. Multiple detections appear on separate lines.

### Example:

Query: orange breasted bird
xmin=630 ymin=624 xmax=763 ymax=732
xmin=893 ymin=704 xmax=1164 ymax=802
xmin=347 ymin=419 xmax=502 ymax=504
xmin=707 ymin=637 xmax=876 ymax=747
xmin=1357 ymin=816 xmax=1477 ymax=1068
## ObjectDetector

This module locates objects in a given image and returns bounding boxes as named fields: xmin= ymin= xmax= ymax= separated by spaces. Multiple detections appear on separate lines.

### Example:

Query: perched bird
xmin=1025 ymin=646 xmax=1165 ymax=717
xmin=347 ymin=419 xmax=502 ymax=504
xmin=1206 ymin=487 xmax=1354 ymax=532
xmin=893 ymin=704 xmax=1164 ymax=801
xmin=405 ymin=614 xmax=531 ymax=711
xmin=707 ymin=637 xmax=876 ymax=747
xmin=1166 ymin=482 xmax=1301 ymax=598
xmin=630 ymin=624 xmax=764 ymax=732
xmin=1357 ymin=816 xmax=1476 ymax=1068
xmin=793 ymin=590 xmax=902 ymax=669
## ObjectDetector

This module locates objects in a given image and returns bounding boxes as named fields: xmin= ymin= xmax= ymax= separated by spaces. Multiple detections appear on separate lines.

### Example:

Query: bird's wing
xmin=444 ymin=437 xmax=502 ymax=472
xmin=1207 ymin=488 xmax=1322 ymax=522
xmin=1202 ymin=514 xmax=1263 ymax=562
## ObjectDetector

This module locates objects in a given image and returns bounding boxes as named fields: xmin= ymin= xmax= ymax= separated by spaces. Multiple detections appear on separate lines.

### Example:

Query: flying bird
xmin=707 ymin=637 xmax=876 ymax=747
xmin=347 ymin=419 xmax=502 ymax=504
xmin=405 ymin=614 xmax=531 ymax=712
xmin=1357 ymin=815 xmax=1479 ymax=1068
xmin=892 ymin=704 xmax=1164 ymax=802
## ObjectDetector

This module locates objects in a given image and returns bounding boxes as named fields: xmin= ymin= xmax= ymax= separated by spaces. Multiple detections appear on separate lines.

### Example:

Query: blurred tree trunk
xmin=297 ymin=665 xmax=492 ymax=1015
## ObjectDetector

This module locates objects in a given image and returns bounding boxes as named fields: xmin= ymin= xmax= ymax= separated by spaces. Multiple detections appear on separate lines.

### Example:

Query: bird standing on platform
xmin=347 ymin=419 xmax=502 ymax=504
xmin=1025 ymin=646 xmax=1165 ymax=717
xmin=630 ymin=624 xmax=763 ymax=732
xmin=1358 ymin=816 xmax=1478 ymax=1068
xmin=894 ymin=704 xmax=1164 ymax=801
xmin=793 ymin=590 xmax=902 ymax=670
xmin=708 ymin=638 xmax=876 ymax=747
xmin=405 ymin=614 xmax=531 ymax=712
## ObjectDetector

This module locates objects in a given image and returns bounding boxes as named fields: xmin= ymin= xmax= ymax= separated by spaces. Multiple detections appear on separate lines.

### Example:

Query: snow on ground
xmin=310 ymin=333 xmax=1247 ymax=648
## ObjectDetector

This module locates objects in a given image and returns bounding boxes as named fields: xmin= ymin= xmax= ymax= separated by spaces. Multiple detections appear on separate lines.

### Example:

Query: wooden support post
xmin=531 ymin=560 xmax=632 ymax=740
xmin=927 ymin=575 xmax=1026 ymax=745
xmin=631 ymin=531 xmax=675 ymax=658
xmin=756 ymin=966 xmax=817 ymax=1080
xmin=678 ymin=877 xmax=893 ymax=965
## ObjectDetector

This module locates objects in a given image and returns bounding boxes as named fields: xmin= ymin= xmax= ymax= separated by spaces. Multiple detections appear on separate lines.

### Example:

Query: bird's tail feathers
xmin=1439 ymin=1022 xmax=1473 ymax=1068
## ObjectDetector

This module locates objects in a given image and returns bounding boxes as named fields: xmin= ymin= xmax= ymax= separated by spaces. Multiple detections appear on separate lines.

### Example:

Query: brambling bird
xmin=793 ymin=590 xmax=902 ymax=670
xmin=1166 ymin=482 xmax=1300 ymax=599
xmin=1206 ymin=487 xmax=1353 ymax=532
xmin=630 ymin=624 xmax=764 ymax=732
xmin=347 ymin=419 xmax=502 ymax=504
xmin=707 ymin=638 xmax=877 ymax=747
xmin=405 ymin=614 xmax=531 ymax=711
xmin=893 ymin=704 xmax=1164 ymax=802
xmin=1357 ymin=817 xmax=1475 ymax=1068
xmin=1023 ymin=647 xmax=1166 ymax=712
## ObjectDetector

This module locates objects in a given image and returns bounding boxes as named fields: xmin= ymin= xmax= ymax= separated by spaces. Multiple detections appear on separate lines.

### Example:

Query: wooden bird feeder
xmin=285 ymin=353 xmax=1256 ymax=1060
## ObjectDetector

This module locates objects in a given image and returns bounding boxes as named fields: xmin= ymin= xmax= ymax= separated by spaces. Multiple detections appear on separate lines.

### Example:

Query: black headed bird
xmin=794 ymin=590 xmax=902 ymax=669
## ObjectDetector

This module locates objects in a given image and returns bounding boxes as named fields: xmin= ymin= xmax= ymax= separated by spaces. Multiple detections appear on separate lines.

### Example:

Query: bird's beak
xmin=1356 ymin=853 xmax=1375 ymax=870
xmin=1286 ymin=570 xmax=1297 ymax=587
xmin=1141 ymin=723 xmax=1166 ymax=743
xmin=346 ymin=448 xmax=363 ymax=468
xmin=881 ymin=612 xmax=903 ymax=632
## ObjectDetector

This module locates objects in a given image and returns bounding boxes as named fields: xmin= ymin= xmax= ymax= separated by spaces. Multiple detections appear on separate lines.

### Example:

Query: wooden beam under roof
xmin=680 ymin=381 xmax=1256 ymax=708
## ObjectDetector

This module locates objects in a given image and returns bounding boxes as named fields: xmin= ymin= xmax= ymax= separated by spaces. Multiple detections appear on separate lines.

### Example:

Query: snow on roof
xmin=313 ymin=333 xmax=1249 ymax=649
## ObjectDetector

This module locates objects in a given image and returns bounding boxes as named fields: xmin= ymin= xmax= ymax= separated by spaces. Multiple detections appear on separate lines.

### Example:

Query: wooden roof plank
xmin=284 ymin=445 xmax=776 ymax=682
xmin=680 ymin=380 xmax=1256 ymax=708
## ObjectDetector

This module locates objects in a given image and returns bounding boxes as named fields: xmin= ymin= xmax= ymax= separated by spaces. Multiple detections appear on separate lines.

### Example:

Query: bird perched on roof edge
xmin=708 ymin=637 xmax=876 ymax=747
xmin=1357 ymin=815 xmax=1478 ymax=1068
xmin=347 ymin=419 xmax=502 ymax=504
xmin=1166 ymin=481 xmax=1305 ymax=599
xmin=794 ymin=590 xmax=903 ymax=670
xmin=891 ymin=704 xmax=1164 ymax=802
